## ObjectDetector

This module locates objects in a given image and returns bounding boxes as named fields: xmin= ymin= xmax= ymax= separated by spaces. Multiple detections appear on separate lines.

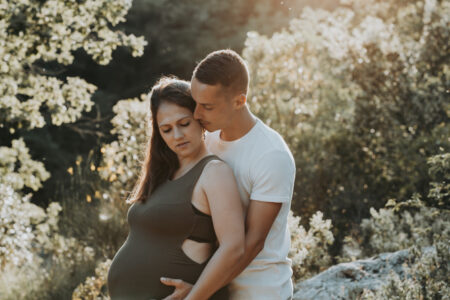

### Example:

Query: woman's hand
xmin=160 ymin=277 xmax=193 ymax=300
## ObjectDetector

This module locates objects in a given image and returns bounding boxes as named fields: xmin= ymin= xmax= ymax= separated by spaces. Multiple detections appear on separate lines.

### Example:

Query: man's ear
xmin=233 ymin=93 xmax=247 ymax=109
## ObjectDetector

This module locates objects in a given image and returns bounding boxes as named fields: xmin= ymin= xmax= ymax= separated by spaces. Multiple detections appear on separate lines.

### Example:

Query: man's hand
xmin=160 ymin=277 xmax=193 ymax=300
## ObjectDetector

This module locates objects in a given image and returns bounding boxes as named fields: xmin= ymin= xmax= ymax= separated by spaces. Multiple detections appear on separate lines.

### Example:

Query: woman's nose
xmin=173 ymin=127 xmax=184 ymax=139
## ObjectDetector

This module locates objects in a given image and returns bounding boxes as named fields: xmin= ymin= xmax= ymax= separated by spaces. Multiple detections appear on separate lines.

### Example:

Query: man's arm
xmin=162 ymin=200 xmax=281 ymax=300
xmin=225 ymin=149 xmax=294 ymax=284
xmin=224 ymin=199 xmax=281 ymax=284
xmin=161 ymin=200 xmax=280 ymax=299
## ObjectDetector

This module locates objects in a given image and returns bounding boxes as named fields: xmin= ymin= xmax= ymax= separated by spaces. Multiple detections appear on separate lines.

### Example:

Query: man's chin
xmin=203 ymin=125 xmax=219 ymax=132
xmin=200 ymin=122 xmax=216 ymax=132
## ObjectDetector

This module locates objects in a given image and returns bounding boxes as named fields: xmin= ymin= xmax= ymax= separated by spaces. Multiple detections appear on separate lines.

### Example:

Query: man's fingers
xmin=160 ymin=277 xmax=182 ymax=287
xmin=160 ymin=277 xmax=193 ymax=300
xmin=161 ymin=294 xmax=176 ymax=300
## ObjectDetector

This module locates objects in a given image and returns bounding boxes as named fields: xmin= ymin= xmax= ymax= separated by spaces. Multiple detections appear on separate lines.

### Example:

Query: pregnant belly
xmin=107 ymin=240 xmax=206 ymax=300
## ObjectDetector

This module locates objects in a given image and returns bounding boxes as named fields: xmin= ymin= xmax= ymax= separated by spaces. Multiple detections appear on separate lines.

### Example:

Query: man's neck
xmin=220 ymin=106 xmax=257 ymax=141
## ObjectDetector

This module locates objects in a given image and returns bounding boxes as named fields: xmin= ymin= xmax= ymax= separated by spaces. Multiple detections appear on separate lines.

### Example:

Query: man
xmin=162 ymin=49 xmax=296 ymax=300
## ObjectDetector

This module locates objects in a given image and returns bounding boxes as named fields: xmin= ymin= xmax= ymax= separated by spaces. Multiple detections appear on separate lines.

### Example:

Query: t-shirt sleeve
xmin=250 ymin=150 xmax=296 ymax=203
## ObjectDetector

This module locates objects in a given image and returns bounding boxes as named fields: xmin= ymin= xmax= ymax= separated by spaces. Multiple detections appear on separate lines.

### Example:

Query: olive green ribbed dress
xmin=107 ymin=155 xmax=229 ymax=300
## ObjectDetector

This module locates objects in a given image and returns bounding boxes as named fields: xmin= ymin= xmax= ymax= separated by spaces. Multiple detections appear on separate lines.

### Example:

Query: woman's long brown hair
xmin=127 ymin=76 xmax=196 ymax=204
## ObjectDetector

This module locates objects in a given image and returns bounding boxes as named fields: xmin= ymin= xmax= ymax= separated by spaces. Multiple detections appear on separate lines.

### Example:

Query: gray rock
xmin=293 ymin=247 xmax=434 ymax=300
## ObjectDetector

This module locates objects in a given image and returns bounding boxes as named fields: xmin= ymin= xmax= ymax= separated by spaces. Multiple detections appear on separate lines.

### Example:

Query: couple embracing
xmin=107 ymin=49 xmax=296 ymax=300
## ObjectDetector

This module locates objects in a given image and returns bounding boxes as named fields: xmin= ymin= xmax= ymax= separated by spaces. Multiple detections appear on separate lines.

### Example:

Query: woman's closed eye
xmin=161 ymin=121 xmax=190 ymax=133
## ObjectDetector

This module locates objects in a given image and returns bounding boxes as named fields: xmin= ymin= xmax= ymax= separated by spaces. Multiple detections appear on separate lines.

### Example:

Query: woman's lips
xmin=176 ymin=141 xmax=190 ymax=148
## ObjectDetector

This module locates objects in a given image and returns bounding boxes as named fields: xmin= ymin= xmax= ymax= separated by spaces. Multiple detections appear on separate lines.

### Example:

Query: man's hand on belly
xmin=160 ymin=277 xmax=193 ymax=300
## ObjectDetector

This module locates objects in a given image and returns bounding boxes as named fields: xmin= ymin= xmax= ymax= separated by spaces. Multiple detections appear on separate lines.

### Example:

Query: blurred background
xmin=1 ymin=0 xmax=448 ymax=299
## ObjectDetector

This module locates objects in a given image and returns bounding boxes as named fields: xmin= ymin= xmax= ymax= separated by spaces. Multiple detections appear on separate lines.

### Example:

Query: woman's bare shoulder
xmin=199 ymin=159 xmax=241 ymax=207
xmin=199 ymin=159 xmax=235 ymax=187
xmin=204 ymin=159 xmax=232 ymax=174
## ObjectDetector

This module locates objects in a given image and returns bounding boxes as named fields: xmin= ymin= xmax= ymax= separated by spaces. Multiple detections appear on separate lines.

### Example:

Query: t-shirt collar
xmin=218 ymin=117 xmax=260 ymax=145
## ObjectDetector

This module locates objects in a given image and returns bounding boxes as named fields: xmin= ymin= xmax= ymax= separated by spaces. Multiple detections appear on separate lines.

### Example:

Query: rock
xmin=293 ymin=247 xmax=434 ymax=300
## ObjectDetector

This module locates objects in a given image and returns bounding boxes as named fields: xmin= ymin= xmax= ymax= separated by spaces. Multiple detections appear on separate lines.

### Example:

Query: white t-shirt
xmin=205 ymin=117 xmax=296 ymax=300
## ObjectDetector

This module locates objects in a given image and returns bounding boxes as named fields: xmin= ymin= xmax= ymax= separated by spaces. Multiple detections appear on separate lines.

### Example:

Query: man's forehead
xmin=191 ymin=80 xmax=225 ymax=104
xmin=195 ymin=96 xmax=216 ymax=105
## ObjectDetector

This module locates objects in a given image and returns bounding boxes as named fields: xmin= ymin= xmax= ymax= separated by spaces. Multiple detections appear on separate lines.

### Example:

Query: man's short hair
xmin=192 ymin=49 xmax=249 ymax=96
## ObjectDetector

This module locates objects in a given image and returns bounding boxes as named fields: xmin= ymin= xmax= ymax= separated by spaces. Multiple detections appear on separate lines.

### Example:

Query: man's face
xmin=191 ymin=77 xmax=235 ymax=132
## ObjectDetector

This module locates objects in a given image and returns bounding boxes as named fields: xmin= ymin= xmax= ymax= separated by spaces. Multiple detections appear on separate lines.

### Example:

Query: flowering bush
xmin=0 ymin=184 xmax=45 ymax=270
xmin=0 ymin=0 xmax=146 ymax=298
xmin=0 ymin=184 xmax=95 ymax=299
xmin=1 ymin=0 xmax=147 ymax=193
xmin=360 ymin=243 xmax=449 ymax=300
xmin=288 ymin=211 xmax=334 ymax=281
xmin=0 ymin=138 xmax=50 ymax=191
xmin=351 ymin=196 xmax=449 ymax=257
xmin=94 ymin=95 xmax=150 ymax=237
xmin=98 ymin=95 xmax=150 ymax=200
xmin=427 ymin=153 xmax=450 ymax=209
xmin=340 ymin=153 xmax=450 ymax=259
xmin=242 ymin=0 xmax=449 ymax=248
xmin=1 ymin=0 xmax=146 ymax=127
xmin=341 ymin=152 xmax=450 ymax=298
xmin=72 ymin=259 xmax=112 ymax=300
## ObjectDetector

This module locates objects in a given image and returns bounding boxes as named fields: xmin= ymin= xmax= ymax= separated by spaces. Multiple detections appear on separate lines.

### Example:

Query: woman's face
xmin=156 ymin=101 xmax=204 ymax=159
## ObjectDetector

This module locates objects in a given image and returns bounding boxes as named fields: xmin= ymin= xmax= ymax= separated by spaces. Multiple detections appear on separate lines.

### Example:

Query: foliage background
xmin=0 ymin=0 xmax=448 ymax=299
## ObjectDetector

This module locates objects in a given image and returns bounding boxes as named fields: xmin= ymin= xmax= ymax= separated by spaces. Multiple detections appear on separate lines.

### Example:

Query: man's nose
xmin=193 ymin=106 xmax=201 ymax=120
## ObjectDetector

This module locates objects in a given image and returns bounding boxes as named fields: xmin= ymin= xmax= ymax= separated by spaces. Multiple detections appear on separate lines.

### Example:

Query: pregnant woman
xmin=107 ymin=76 xmax=245 ymax=300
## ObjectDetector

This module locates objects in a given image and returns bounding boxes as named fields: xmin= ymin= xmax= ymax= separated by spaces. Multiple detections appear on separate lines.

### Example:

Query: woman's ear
xmin=201 ymin=128 xmax=206 ymax=140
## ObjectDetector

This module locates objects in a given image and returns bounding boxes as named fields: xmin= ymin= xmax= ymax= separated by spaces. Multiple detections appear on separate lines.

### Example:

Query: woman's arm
xmin=185 ymin=160 xmax=245 ymax=300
